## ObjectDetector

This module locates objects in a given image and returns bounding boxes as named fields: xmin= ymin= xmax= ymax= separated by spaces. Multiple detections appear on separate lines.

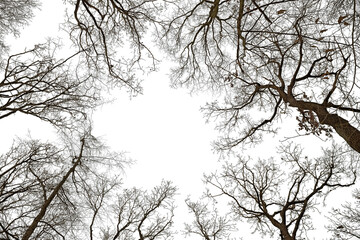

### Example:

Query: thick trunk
xmin=282 ymin=234 xmax=294 ymax=240
xmin=265 ymin=212 xmax=294 ymax=240
xmin=279 ymin=228 xmax=294 ymax=240
xmin=288 ymin=99 xmax=360 ymax=153
xmin=316 ymin=110 xmax=360 ymax=153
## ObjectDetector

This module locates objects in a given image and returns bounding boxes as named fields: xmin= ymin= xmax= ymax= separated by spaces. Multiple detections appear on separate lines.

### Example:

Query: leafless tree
xmin=0 ymin=132 xmax=128 ymax=240
xmin=64 ymin=0 xmax=165 ymax=93
xmin=184 ymin=198 xmax=238 ymax=240
xmin=0 ymin=2 xmax=97 ymax=129
xmin=0 ymin=1 xmax=179 ymax=239
xmin=0 ymin=139 xmax=73 ymax=240
xmin=204 ymin=144 xmax=357 ymax=240
xmin=0 ymin=40 xmax=103 ymax=129
xmin=0 ymin=0 xmax=166 ymax=130
xmin=327 ymin=189 xmax=360 ymax=240
xmin=99 ymin=181 xmax=176 ymax=240
xmin=80 ymin=180 xmax=176 ymax=240
xmin=161 ymin=0 xmax=360 ymax=152
xmin=0 ymin=133 xmax=177 ymax=240
xmin=0 ymin=0 xmax=39 ymax=54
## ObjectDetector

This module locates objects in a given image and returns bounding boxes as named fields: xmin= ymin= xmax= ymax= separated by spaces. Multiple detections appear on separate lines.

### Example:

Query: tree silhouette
xmin=160 ymin=1 xmax=360 ymax=237
xmin=1 ymin=0 xmax=360 ymax=239
xmin=0 ymin=133 xmax=122 ymax=239
xmin=0 ymin=41 xmax=102 ymax=129
xmin=0 ymin=0 xmax=163 ymax=130
xmin=103 ymin=181 xmax=176 ymax=240
xmin=204 ymin=144 xmax=357 ymax=240
xmin=0 ymin=0 xmax=39 ymax=54
xmin=328 ymin=188 xmax=360 ymax=239
xmin=0 ymin=1 xmax=176 ymax=239
xmin=184 ymin=198 xmax=238 ymax=240
xmin=161 ymin=0 xmax=360 ymax=152
xmin=65 ymin=0 xmax=163 ymax=93
xmin=0 ymin=134 xmax=176 ymax=240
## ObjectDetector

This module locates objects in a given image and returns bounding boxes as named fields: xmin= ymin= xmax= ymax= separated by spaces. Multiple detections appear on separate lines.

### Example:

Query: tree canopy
xmin=0 ymin=0 xmax=360 ymax=239
xmin=161 ymin=0 xmax=360 ymax=153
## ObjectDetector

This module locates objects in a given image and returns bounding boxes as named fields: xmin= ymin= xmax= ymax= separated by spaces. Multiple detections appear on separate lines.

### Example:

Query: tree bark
xmin=288 ymin=99 xmax=360 ymax=153
xmin=277 ymin=224 xmax=294 ymax=240
xmin=281 ymin=233 xmax=294 ymax=240
xmin=316 ymin=110 xmax=360 ymax=153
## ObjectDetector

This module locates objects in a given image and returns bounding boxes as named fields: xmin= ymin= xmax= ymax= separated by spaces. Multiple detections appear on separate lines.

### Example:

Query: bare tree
xmin=0 ymin=136 xmax=176 ymax=240
xmin=0 ymin=0 xmax=167 ymax=130
xmin=184 ymin=198 xmax=238 ymax=240
xmin=106 ymin=181 xmax=176 ymax=240
xmin=0 ymin=0 xmax=40 ymax=54
xmin=161 ymin=0 xmax=360 ymax=152
xmin=0 ymin=1 xmax=178 ymax=239
xmin=0 ymin=139 xmax=73 ymax=240
xmin=0 ymin=40 xmax=103 ymax=129
xmin=204 ymin=144 xmax=357 ymax=240
xmin=82 ymin=180 xmax=176 ymax=240
xmin=64 ymin=0 xmax=164 ymax=93
xmin=0 ymin=2 xmax=96 ymax=129
xmin=0 ymin=132 xmax=128 ymax=240
xmin=327 ymin=189 xmax=360 ymax=240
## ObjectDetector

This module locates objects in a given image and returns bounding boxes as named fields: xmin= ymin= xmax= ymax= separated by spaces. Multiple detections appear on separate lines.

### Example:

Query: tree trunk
xmin=281 ymin=234 xmax=294 ymax=240
xmin=278 ymin=226 xmax=294 ymax=240
xmin=288 ymin=99 xmax=360 ymax=153
xmin=316 ymin=110 xmax=360 ymax=153
xmin=22 ymin=140 xmax=85 ymax=240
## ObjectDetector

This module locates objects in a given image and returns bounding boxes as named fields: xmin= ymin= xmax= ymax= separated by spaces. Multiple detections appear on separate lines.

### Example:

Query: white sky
xmin=1 ymin=1 xmax=356 ymax=240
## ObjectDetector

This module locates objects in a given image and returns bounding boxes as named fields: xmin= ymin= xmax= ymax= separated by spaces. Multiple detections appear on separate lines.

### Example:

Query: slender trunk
xmin=22 ymin=140 xmax=85 ymax=240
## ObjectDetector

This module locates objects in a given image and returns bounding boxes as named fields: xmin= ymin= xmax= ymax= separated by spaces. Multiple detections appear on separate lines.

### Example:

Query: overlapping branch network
xmin=205 ymin=144 xmax=357 ymax=240
xmin=161 ymin=0 xmax=360 ymax=153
